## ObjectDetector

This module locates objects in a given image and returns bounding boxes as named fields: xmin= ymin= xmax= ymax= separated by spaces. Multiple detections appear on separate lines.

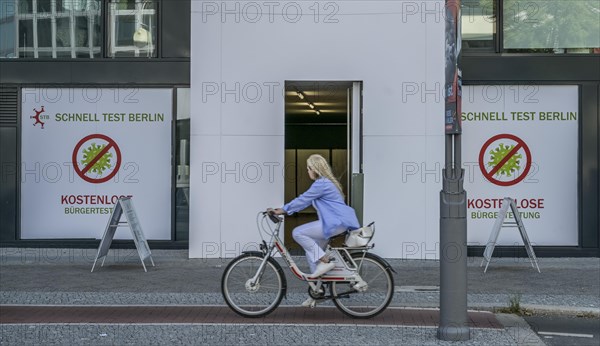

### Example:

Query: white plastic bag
xmin=344 ymin=223 xmax=375 ymax=247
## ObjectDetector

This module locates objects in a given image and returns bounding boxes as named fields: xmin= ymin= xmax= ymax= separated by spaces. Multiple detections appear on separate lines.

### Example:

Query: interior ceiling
xmin=285 ymin=81 xmax=353 ymax=119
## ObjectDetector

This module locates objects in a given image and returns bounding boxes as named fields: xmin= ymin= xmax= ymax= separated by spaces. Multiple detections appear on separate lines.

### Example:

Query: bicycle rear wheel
xmin=221 ymin=253 xmax=286 ymax=318
xmin=331 ymin=252 xmax=394 ymax=318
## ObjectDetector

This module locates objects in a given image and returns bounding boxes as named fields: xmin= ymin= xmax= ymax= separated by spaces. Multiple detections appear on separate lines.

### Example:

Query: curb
xmin=465 ymin=303 xmax=600 ymax=317
xmin=375 ymin=302 xmax=600 ymax=318
xmin=519 ymin=304 xmax=600 ymax=317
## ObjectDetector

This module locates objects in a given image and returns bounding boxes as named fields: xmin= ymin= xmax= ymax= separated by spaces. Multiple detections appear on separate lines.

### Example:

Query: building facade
xmin=1 ymin=0 xmax=598 ymax=257
xmin=1 ymin=0 xmax=191 ymax=248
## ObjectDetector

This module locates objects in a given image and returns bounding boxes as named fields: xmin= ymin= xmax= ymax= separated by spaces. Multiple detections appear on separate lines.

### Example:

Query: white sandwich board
xmin=481 ymin=197 xmax=540 ymax=273
xmin=91 ymin=197 xmax=155 ymax=272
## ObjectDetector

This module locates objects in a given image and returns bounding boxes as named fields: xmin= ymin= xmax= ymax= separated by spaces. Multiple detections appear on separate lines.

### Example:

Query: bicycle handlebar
xmin=264 ymin=210 xmax=282 ymax=224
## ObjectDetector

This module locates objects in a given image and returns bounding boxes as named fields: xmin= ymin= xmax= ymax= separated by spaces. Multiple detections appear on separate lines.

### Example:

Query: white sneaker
xmin=301 ymin=297 xmax=317 ymax=308
xmin=311 ymin=261 xmax=335 ymax=277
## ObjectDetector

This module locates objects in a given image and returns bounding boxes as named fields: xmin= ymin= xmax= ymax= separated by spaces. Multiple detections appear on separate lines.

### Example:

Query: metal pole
xmin=438 ymin=0 xmax=470 ymax=341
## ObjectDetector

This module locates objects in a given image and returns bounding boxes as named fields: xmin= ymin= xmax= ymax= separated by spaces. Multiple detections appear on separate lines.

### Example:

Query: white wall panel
xmin=218 ymin=135 xmax=285 ymax=256
xmin=191 ymin=1 xmax=446 ymax=258
xmin=363 ymin=135 xmax=430 ymax=258
xmin=189 ymin=135 xmax=222 ymax=258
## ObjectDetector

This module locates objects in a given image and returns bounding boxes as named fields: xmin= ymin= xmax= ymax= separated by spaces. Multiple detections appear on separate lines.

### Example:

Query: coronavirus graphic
xmin=81 ymin=143 xmax=112 ymax=175
xmin=487 ymin=143 xmax=522 ymax=177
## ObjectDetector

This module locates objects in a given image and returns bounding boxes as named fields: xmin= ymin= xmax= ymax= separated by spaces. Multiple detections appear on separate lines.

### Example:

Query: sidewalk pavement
xmin=1 ymin=248 xmax=598 ymax=345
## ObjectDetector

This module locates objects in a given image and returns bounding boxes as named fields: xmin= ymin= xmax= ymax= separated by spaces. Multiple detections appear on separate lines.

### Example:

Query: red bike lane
xmin=0 ymin=305 xmax=502 ymax=328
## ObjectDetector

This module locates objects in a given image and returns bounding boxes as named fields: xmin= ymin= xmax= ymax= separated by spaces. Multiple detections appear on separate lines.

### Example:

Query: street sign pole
xmin=438 ymin=0 xmax=470 ymax=341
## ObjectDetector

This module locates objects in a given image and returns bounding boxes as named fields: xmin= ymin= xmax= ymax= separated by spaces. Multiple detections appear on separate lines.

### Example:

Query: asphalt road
xmin=525 ymin=315 xmax=600 ymax=346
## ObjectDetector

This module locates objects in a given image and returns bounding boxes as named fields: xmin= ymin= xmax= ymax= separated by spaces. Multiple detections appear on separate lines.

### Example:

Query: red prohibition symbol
xmin=478 ymin=134 xmax=532 ymax=187
xmin=72 ymin=134 xmax=122 ymax=184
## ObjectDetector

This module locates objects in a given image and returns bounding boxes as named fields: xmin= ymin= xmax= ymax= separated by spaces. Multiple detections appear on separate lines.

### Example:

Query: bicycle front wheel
xmin=221 ymin=253 xmax=286 ymax=318
xmin=331 ymin=252 xmax=394 ymax=318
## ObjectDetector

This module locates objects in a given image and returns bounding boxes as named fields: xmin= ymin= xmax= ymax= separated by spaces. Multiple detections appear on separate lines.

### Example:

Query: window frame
xmin=461 ymin=0 xmax=498 ymax=53
xmin=13 ymin=0 xmax=103 ymax=59
xmin=462 ymin=0 xmax=599 ymax=55
xmin=0 ymin=0 xmax=164 ymax=60
xmin=106 ymin=0 xmax=158 ymax=58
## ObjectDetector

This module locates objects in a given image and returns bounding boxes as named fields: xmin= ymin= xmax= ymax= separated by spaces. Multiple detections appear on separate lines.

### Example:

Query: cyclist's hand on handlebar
xmin=266 ymin=208 xmax=285 ymax=215
xmin=265 ymin=208 xmax=284 ymax=223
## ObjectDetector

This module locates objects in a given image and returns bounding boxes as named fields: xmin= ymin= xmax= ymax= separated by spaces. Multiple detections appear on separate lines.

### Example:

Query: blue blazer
xmin=282 ymin=177 xmax=360 ymax=238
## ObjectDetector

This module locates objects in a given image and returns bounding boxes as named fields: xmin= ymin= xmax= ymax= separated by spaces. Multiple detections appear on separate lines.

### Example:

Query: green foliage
xmin=497 ymin=293 xmax=531 ymax=315
xmin=508 ymin=293 xmax=522 ymax=313
xmin=503 ymin=0 xmax=600 ymax=49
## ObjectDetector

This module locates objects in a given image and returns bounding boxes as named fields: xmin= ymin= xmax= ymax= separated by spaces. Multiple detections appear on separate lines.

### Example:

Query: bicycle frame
xmin=222 ymin=213 xmax=394 ymax=318
xmin=253 ymin=214 xmax=371 ymax=293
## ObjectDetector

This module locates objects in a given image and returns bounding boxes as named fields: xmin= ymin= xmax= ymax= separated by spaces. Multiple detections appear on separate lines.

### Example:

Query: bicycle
xmin=221 ymin=211 xmax=395 ymax=319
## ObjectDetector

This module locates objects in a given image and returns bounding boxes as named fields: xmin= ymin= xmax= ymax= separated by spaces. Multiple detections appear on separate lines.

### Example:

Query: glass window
xmin=462 ymin=0 xmax=496 ymax=50
xmin=503 ymin=0 xmax=600 ymax=53
xmin=37 ymin=19 xmax=53 ymax=47
xmin=175 ymin=88 xmax=190 ymax=241
xmin=18 ymin=19 xmax=34 ymax=47
xmin=1 ymin=1 xmax=17 ymax=58
xmin=18 ymin=0 xmax=34 ymax=14
xmin=108 ymin=0 xmax=157 ymax=58
xmin=37 ymin=0 xmax=52 ymax=13
xmin=0 ymin=0 xmax=101 ymax=58
xmin=56 ymin=17 xmax=71 ymax=47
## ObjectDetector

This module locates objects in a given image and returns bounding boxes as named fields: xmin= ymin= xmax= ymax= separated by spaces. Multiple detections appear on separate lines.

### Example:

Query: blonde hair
xmin=307 ymin=154 xmax=344 ymax=197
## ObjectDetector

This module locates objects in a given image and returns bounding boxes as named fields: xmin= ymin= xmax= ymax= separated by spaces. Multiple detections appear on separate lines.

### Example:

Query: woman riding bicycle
xmin=270 ymin=154 xmax=360 ymax=280
xmin=223 ymin=156 xmax=391 ymax=315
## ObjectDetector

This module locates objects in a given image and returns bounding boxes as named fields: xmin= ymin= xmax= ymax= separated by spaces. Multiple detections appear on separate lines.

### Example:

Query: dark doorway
xmin=284 ymin=81 xmax=355 ymax=253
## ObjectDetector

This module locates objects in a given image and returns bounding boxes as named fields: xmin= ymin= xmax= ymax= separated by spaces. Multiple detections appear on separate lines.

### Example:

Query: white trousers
xmin=292 ymin=220 xmax=346 ymax=273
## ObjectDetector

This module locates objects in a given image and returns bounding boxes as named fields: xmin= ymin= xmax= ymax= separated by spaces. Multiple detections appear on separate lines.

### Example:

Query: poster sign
xmin=462 ymin=85 xmax=578 ymax=246
xmin=21 ymin=88 xmax=172 ymax=239
xmin=444 ymin=0 xmax=462 ymax=134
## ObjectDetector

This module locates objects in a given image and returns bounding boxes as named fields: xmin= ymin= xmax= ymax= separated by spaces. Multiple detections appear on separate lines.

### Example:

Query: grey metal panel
xmin=351 ymin=173 xmax=364 ymax=226
xmin=284 ymin=150 xmax=296 ymax=204
xmin=0 ymin=89 xmax=18 ymax=125
xmin=0 ymin=87 xmax=18 ymax=242
xmin=0 ymin=127 xmax=17 ymax=242
xmin=331 ymin=149 xmax=348 ymax=199
xmin=0 ymin=61 xmax=190 ymax=85
xmin=462 ymin=56 xmax=600 ymax=82
xmin=161 ymin=0 xmax=190 ymax=58
xmin=581 ymin=84 xmax=599 ymax=248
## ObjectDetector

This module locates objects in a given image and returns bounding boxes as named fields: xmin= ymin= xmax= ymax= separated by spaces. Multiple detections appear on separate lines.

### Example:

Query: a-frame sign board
xmin=91 ymin=197 xmax=155 ymax=272
xmin=480 ymin=197 xmax=540 ymax=273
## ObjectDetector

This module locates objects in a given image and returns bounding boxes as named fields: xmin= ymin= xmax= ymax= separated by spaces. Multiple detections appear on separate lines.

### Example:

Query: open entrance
xmin=284 ymin=81 xmax=363 ymax=253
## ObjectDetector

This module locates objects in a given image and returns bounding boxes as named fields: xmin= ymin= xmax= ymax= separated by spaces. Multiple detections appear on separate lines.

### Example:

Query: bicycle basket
xmin=344 ymin=223 xmax=375 ymax=247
